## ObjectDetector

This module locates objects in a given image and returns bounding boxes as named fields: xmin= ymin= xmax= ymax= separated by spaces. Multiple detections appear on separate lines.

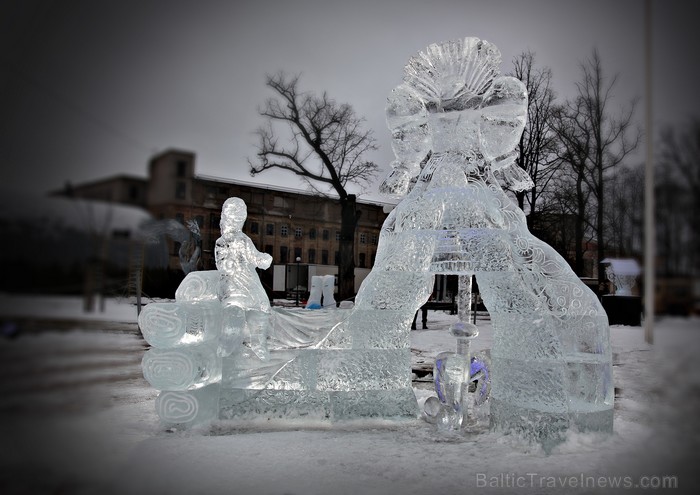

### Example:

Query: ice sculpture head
xmin=221 ymin=197 xmax=247 ymax=236
xmin=402 ymin=37 xmax=501 ymax=110
xmin=380 ymin=37 xmax=531 ymax=198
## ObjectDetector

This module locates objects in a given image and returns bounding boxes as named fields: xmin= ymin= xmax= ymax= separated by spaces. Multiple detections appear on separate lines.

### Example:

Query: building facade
xmin=60 ymin=149 xmax=390 ymax=294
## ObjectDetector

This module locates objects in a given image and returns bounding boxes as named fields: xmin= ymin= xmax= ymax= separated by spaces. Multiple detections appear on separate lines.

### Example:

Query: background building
xmin=58 ymin=149 xmax=391 ymax=297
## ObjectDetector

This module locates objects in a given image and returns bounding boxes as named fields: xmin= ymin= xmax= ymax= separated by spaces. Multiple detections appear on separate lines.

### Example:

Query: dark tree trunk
xmin=596 ymin=166 xmax=606 ymax=286
xmin=575 ymin=174 xmax=586 ymax=277
xmin=338 ymin=194 xmax=358 ymax=301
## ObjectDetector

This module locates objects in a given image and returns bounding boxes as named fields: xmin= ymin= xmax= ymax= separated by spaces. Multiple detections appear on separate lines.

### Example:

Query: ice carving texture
xmin=368 ymin=36 xmax=611 ymax=449
xmin=175 ymin=270 xmax=220 ymax=302
xmin=140 ymin=196 xmax=419 ymax=427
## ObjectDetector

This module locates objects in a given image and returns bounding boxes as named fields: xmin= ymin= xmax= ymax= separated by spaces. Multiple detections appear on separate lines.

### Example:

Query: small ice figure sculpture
xmin=215 ymin=197 xmax=273 ymax=359
xmin=424 ymin=321 xmax=480 ymax=430
xmin=306 ymin=276 xmax=323 ymax=309
xmin=602 ymin=258 xmax=641 ymax=296
xmin=306 ymin=275 xmax=337 ymax=309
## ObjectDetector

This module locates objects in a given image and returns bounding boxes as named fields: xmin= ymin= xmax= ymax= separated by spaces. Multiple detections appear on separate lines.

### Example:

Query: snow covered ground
xmin=1 ymin=294 xmax=699 ymax=494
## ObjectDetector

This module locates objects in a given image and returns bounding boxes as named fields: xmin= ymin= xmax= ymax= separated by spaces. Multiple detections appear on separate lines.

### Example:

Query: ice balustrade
xmin=139 ymin=37 xmax=613 ymax=450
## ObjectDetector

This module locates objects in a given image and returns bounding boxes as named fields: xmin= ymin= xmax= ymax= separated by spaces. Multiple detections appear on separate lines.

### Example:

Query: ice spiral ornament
xmin=142 ymin=344 xmax=221 ymax=391
xmin=139 ymin=301 xmax=222 ymax=347
xmin=175 ymin=270 xmax=220 ymax=302
xmin=156 ymin=391 xmax=200 ymax=423
xmin=138 ymin=303 xmax=185 ymax=347
xmin=143 ymin=349 xmax=196 ymax=390
xmin=155 ymin=384 xmax=220 ymax=426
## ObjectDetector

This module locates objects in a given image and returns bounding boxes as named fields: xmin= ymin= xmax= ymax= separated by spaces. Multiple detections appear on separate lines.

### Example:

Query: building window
xmin=309 ymin=228 xmax=316 ymax=240
xmin=321 ymin=250 xmax=329 ymax=265
xmin=195 ymin=215 xmax=204 ymax=228
xmin=280 ymin=246 xmax=288 ymax=263
xmin=295 ymin=227 xmax=303 ymax=239
xmin=175 ymin=213 xmax=184 ymax=224
xmin=266 ymin=223 xmax=274 ymax=236
xmin=175 ymin=181 xmax=186 ymax=199
xmin=253 ymin=192 xmax=264 ymax=204
xmin=322 ymin=229 xmax=330 ymax=241
xmin=294 ymin=247 xmax=302 ymax=261
xmin=359 ymin=253 xmax=366 ymax=268
xmin=308 ymin=248 xmax=316 ymax=264
xmin=281 ymin=225 xmax=289 ymax=237
xmin=238 ymin=191 xmax=251 ymax=203
xmin=210 ymin=214 xmax=220 ymax=229
xmin=360 ymin=233 xmax=367 ymax=244
xmin=334 ymin=251 xmax=340 ymax=265
xmin=274 ymin=196 xmax=288 ymax=208
xmin=176 ymin=160 xmax=187 ymax=177
xmin=371 ymin=251 xmax=376 ymax=266
xmin=128 ymin=185 xmax=139 ymax=200
xmin=265 ymin=245 xmax=273 ymax=256
xmin=250 ymin=222 xmax=259 ymax=234
xmin=371 ymin=234 xmax=378 ymax=245
xmin=335 ymin=231 xmax=340 ymax=241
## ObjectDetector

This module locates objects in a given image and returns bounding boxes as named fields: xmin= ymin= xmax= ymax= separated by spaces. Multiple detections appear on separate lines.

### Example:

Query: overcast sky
xmin=2 ymin=0 xmax=698 ymax=202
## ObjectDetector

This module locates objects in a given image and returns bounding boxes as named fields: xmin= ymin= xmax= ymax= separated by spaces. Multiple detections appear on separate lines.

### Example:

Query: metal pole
xmin=295 ymin=257 xmax=301 ymax=306
xmin=644 ymin=0 xmax=655 ymax=344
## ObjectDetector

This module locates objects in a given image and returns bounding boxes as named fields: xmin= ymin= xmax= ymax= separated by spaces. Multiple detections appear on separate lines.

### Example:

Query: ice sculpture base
xmin=489 ymin=398 xmax=613 ymax=452
xmin=142 ymin=270 xmax=420 ymax=428
xmin=219 ymin=388 xmax=419 ymax=423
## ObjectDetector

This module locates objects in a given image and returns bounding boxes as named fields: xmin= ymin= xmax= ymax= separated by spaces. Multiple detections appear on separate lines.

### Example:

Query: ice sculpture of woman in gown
xmin=324 ymin=38 xmax=613 ymax=447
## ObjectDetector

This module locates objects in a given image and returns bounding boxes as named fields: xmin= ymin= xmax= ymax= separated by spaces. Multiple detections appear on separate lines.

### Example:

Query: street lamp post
xmin=295 ymin=256 xmax=302 ymax=306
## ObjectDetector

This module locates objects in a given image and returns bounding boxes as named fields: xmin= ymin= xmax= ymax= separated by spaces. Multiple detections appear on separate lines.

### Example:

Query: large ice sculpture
xmin=139 ymin=38 xmax=612 ymax=447
xmin=322 ymin=37 xmax=612 ymax=448
xmin=404 ymin=38 xmax=612 ymax=446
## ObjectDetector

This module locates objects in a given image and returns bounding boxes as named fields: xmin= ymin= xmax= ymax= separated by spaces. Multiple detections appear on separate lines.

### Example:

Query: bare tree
xmin=249 ymin=73 xmax=379 ymax=300
xmin=656 ymin=119 xmax=700 ymax=277
xmin=509 ymin=51 xmax=560 ymax=224
xmin=605 ymin=165 xmax=644 ymax=259
xmin=552 ymin=49 xmax=640 ymax=282
xmin=549 ymin=105 xmax=594 ymax=276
